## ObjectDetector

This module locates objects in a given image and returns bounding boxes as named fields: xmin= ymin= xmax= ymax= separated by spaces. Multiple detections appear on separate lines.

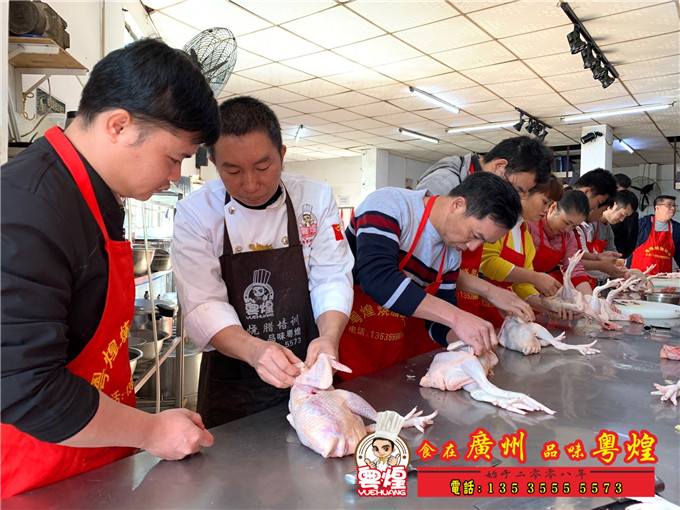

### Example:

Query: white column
xmin=361 ymin=148 xmax=390 ymax=200
xmin=580 ymin=124 xmax=613 ymax=174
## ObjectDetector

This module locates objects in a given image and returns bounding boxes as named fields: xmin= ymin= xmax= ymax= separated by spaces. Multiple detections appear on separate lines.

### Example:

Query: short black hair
xmin=572 ymin=168 xmax=618 ymax=199
xmin=77 ymin=38 xmax=220 ymax=146
xmin=372 ymin=437 xmax=395 ymax=449
xmin=613 ymin=173 xmax=632 ymax=189
xmin=654 ymin=195 xmax=677 ymax=207
xmin=481 ymin=136 xmax=554 ymax=186
xmin=555 ymin=189 xmax=590 ymax=218
xmin=614 ymin=189 xmax=638 ymax=211
xmin=209 ymin=96 xmax=283 ymax=160
xmin=448 ymin=172 xmax=521 ymax=230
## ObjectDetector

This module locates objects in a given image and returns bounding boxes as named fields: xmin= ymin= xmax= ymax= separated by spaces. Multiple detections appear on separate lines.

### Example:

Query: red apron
xmin=479 ymin=224 xmax=527 ymax=328
xmin=574 ymin=222 xmax=607 ymax=288
xmin=576 ymin=221 xmax=608 ymax=254
xmin=630 ymin=220 xmax=674 ymax=275
xmin=1 ymin=126 xmax=136 ymax=499
xmin=338 ymin=196 xmax=447 ymax=381
xmin=532 ymin=219 xmax=566 ymax=284
xmin=590 ymin=221 xmax=608 ymax=254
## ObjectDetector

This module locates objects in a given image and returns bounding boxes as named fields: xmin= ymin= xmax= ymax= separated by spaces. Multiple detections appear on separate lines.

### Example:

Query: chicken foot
xmin=457 ymin=355 xmax=556 ymax=415
xmin=651 ymin=380 xmax=680 ymax=406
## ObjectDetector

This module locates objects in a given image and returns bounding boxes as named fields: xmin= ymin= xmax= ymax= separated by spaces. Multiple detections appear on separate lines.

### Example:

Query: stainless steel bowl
xmin=129 ymin=330 xmax=170 ymax=360
xmin=129 ymin=347 xmax=143 ymax=373
xmin=150 ymin=249 xmax=171 ymax=272
xmin=644 ymin=292 xmax=680 ymax=305
xmin=132 ymin=246 xmax=155 ymax=276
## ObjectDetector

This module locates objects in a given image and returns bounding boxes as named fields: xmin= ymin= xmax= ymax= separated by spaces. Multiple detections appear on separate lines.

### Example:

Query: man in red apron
xmin=567 ymin=168 xmax=619 ymax=287
xmin=578 ymin=190 xmax=639 ymax=283
xmin=171 ymin=97 xmax=354 ymax=427
xmin=630 ymin=195 xmax=680 ymax=274
xmin=415 ymin=136 xmax=554 ymax=315
xmin=339 ymin=172 xmax=534 ymax=381
xmin=1 ymin=39 xmax=219 ymax=499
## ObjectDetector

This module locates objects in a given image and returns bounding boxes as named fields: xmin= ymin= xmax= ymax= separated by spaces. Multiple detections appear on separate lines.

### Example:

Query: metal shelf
xmin=133 ymin=335 xmax=181 ymax=394
xmin=134 ymin=269 xmax=172 ymax=287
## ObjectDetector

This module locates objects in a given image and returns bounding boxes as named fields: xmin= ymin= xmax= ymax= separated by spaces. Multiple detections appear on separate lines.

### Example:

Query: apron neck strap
xmin=223 ymin=184 xmax=298 ymax=256
xmin=44 ymin=126 xmax=110 ymax=242
xmin=399 ymin=195 xmax=438 ymax=271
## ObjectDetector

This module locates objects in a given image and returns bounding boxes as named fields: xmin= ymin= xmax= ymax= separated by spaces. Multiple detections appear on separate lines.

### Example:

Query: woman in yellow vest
xmin=479 ymin=175 xmax=573 ymax=326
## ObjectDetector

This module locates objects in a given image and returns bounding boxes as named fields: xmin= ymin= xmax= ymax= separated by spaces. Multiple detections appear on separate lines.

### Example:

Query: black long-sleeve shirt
xmin=1 ymin=136 xmax=125 ymax=442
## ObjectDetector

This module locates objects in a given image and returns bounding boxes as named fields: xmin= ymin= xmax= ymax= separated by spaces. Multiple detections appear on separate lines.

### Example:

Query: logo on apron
xmin=298 ymin=204 xmax=318 ymax=245
xmin=244 ymin=269 xmax=275 ymax=319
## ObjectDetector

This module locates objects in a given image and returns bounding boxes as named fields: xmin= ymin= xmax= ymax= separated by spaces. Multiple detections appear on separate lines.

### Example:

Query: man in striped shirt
xmin=338 ymin=172 xmax=534 ymax=380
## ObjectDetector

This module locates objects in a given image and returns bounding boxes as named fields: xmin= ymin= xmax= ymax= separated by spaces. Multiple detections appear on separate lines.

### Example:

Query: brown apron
xmin=196 ymin=187 xmax=318 ymax=427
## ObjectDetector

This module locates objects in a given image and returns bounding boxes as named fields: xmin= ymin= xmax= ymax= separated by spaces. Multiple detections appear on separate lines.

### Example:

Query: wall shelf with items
xmin=8 ymin=36 xmax=87 ymax=117
xmin=9 ymin=36 xmax=87 ymax=72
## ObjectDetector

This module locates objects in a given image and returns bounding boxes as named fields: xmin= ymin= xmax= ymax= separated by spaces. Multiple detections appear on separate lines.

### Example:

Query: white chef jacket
xmin=171 ymin=172 xmax=354 ymax=351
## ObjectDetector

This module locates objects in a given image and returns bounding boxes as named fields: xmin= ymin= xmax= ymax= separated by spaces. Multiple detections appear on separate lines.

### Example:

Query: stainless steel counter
xmin=5 ymin=319 xmax=680 ymax=509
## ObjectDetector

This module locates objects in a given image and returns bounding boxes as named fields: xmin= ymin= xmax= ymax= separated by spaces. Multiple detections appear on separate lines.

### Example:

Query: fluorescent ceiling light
xmin=446 ymin=121 xmax=516 ymax=134
xmin=295 ymin=125 xmax=304 ymax=144
xmin=561 ymin=103 xmax=674 ymax=122
xmin=398 ymin=128 xmax=439 ymax=144
xmin=617 ymin=139 xmax=635 ymax=154
xmin=409 ymin=86 xmax=460 ymax=114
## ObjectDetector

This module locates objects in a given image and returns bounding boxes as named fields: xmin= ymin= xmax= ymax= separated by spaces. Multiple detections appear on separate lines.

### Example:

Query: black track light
xmin=581 ymin=44 xmax=596 ymax=69
xmin=513 ymin=114 xmax=525 ymax=132
xmin=563 ymin=3 xmax=619 ymax=90
xmin=600 ymin=71 xmax=615 ymax=89
xmin=567 ymin=25 xmax=586 ymax=54
xmin=514 ymin=108 xmax=551 ymax=142
xmin=591 ymin=60 xmax=608 ymax=81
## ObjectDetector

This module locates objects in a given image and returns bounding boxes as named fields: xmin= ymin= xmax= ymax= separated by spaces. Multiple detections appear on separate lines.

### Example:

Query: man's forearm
xmin=316 ymin=310 xmax=349 ymax=345
xmin=456 ymin=270 xmax=497 ymax=300
xmin=209 ymin=325 xmax=261 ymax=364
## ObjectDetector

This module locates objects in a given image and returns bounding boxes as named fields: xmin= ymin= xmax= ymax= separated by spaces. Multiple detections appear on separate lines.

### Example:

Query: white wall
xmin=285 ymin=153 xmax=431 ymax=208
xmin=284 ymin=156 xmax=362 ymax=207
xmin=387 ymin=153 xmax=431 ymax=189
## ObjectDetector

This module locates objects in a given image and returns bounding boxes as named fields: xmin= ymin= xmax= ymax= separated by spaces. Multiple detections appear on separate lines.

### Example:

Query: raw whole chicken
xmin=651 ymin=379 xmax=680 ymax=405
xmin=420 ymin=342 xmax=555 ymax=415
xmin=541 ymin=250 xmax=586 ymax=314
xmin=287 ymin=354 xmax=437 ymax=458
xmin=625 ymin=265 xmax=656 ymax=296
xmin=584 ymin=277 xmax=645 ymax=329
xmin=661 ymin=345 xmax=680 ymax=360
xmin=602 ymin=276 xmax=644 ymax=324
xmin=498 ymin=316 xmax=599 ymax=356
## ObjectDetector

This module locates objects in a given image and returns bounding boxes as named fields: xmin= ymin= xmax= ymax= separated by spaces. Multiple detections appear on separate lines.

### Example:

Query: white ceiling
xmin=144 ymin=0 xmax=680 ymax=167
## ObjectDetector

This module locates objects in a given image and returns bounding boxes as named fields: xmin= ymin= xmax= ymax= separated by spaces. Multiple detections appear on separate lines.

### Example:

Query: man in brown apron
xmin=172 ymin=97 xmax=353 ymax=427
xmin=1 ymin=39 xmax=219 ymax=498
